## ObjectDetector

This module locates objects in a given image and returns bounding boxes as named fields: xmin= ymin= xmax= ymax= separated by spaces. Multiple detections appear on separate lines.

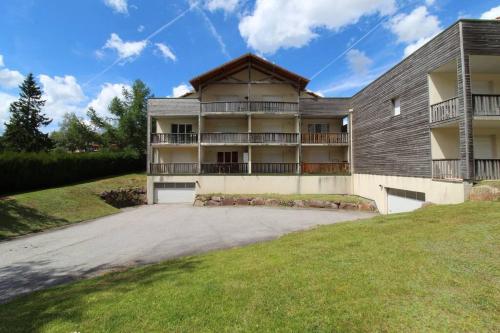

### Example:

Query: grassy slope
xmin=0 ymin=201 xmax=498 ymax=332
xmin=205 ymin=193 xmax=370 ymax=204
xmin=0 ymin=174 xmax=145 ymax=239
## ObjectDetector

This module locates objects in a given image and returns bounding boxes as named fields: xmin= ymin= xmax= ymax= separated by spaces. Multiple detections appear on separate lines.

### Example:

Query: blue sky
xmin=0 ymin=0 xmax=499 ymax=132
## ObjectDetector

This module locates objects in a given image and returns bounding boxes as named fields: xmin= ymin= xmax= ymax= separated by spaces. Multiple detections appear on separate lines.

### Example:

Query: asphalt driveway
xmin=0 ymin=205 xmax=376 ymax=303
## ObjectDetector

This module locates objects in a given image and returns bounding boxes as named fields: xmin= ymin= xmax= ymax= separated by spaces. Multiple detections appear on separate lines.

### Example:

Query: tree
xmin=3 ymin=73 xmax=53 ymax=152
xmin=88 ymin=80 xmax=151 ymax=153
xmin=51 ymin=112 xmax=100 ymax=152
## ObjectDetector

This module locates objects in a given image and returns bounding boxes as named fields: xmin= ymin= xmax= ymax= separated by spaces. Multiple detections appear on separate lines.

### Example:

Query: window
xmin=171 ymin=124 xmax=193 ymax=134
xmin=308 ymin=123 xmax=330 ymax=133
xmin=217 ymin=152 xmax=238 ymax=163
xmin=392 ymin=97 xmax=401 ymax=116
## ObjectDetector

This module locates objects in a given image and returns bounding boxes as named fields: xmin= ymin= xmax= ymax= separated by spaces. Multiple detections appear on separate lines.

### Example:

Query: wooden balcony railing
xmin=473 ymin=94 xmax=500 ymax=116
xmin=200 ymin=133 xmax=299 ymax=144
xmin=430 ymin=97 xmax=459 ymax=123
xmin=150 ymin=163 xmax=199 ymax=174
xmin=201 ymin=163 xmax=248 ymax=174
xmin=201 ymin=101 xmax=299 ymax=113
xmin=301 ymin=133 xmax=348 ymax=144
xmin=475 ymin=159 xmax=500 ymax=180
xmin=252 ymin=163 xmax=299 ymax=174
xmin=301 ymin=162 xmax=350 ymax=174
xmin=432 ymin=159 xmax=461 ymax=180
xmin=151 ymin=133 xmax=198 ymax=144
xmin=201 ymin=133 xmax=249 ymax=144
xmin=250 ymin=133 xmax=298 ymax=144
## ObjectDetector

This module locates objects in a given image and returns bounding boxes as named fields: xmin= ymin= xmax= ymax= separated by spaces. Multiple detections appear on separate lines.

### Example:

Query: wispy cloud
xmin=103 ymin=0 xmax=128 ymax=14
xmin=155 ymin=43 xmax=177 ymax=62
xmin=196 ymin=7 xmax=231 ymax=59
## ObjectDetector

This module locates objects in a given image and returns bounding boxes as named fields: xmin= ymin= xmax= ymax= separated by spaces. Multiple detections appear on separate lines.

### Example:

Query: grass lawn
xmin=205 ymin=193 xmax=370 ymax=204
xmin=0 ymin=201 xmax=498 ymax=332
xmin=479 ymin=180 xmax=500 ymax=190
xmin=0 ymin=173 xmax=145 ymax=239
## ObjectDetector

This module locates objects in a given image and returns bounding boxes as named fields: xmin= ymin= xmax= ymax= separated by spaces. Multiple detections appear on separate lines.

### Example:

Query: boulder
xmin=308 ymin=200 xmax=327 ymax=208
xmin=251 ymin=198 xmax=265 ymax=206
xmin=222 ymin=198 xmax=236 ymax=206
xmin=327 ymin=202 xmax=339 ymax=209
xmin=206 ymin=200 xmax=221 ymax=206
xmin=211 ymin=196 xmax=222 ymax=202
xmin=339 ymin=202 xmax=358 ymax=210
xmin=469 ymin=185 xmax=500 ymax=202
xmin=193 ymin=199 xmax=205 ymax=207
xmin=265 ymin=198 xmax=280 ymax=206
xmin=293 ymin=200 xmax=305 ymax=208
xmin=236 ymin=198 xmax=250 ymax=205
xmin=358 ymin=201 xmax=377 ymax=212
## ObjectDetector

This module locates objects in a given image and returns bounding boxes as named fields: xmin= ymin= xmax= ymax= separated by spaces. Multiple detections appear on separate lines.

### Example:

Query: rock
xmin=358 ymin=201 xmax=377 ymax=212
xmin=251 ymin=198 xmax=265 ymax=206
xmin=469 ymin=185 xmax=500 ymax=202
xmin=211 ymin=196 xmax=222 ymax=202
xmin=236 ymin=198 xmax=250 ymax=205
xmin=206 ymin=200 xmax=221 ymax=206
xmin=222 ymin=198 xmax=236 ymax=206
xmin=339 ymin=202 xmax=358 ymax=210
xmin=193 ymin=199 xmax=205 ymax=207
xmin=265 ymin=199 xmax=280 ymax=206
xmin=293 ymin=200 xmax=305 ymax=208
xmin=308 ymin=200 xmax=327 ymax=208
xmin=327 ymin=202 xmax=339 ymax=209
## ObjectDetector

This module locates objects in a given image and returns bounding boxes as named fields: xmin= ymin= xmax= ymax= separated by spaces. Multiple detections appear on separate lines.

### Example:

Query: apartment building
xmin=147 ymin=19 xmax=500 ymax=214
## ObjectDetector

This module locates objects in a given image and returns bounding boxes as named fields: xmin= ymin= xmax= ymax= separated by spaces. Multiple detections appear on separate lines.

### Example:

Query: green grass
xmin=205 ymin=193 xmax=370 ymax=204
xmin=0 ymin=201 xmax=498 ymax=332
xmin=0 ymin=174 xmax=145 ymax=239
xmin=479 ymin=180 xmax=500 ymax=190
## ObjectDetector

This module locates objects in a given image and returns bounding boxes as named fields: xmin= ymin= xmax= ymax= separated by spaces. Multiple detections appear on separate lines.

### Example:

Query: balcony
xmin=201 ymin=101 xmax=299 ymax=114
xmin=302 ymin=162 xmax=350 ymax=175
xmin=473 ymin=94 xmax=500 ymax=116
xmin=475 ymin=159 xmax=500 ymax=180
xmin=151 ymin=133 xmax=198 ymax=145
xmin=252 ymin=163 xmax=299 ymax=174
xmin=301 ymin=133 xmax=348 ymax=145
xmin=201 ymin=133 xmax=299 ymax=144
xmin=432 ymin=159 xmax=461 ymax=181
xmin=150 ymin=163 xmax=198 ymax=174
xmin=430 ymin=97 xmax=459 ymax=123
xmin=201 ymin=163 xmax=248 ymax=174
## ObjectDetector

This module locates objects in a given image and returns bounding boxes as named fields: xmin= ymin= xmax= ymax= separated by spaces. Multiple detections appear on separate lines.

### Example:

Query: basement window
xmin=391 ymin=97 xmax=401 ymax=116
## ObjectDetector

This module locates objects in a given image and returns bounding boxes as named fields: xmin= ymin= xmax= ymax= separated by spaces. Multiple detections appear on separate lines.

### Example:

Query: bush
xmin=0 ymin=151 xmax=145 ymax=195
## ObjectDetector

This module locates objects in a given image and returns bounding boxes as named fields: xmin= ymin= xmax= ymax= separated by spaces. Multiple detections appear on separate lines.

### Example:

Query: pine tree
xmin=3 ymin=73 xmax=53 ymax=152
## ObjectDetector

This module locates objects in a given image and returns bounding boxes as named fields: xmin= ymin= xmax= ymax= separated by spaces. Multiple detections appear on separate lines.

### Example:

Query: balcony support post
xmin=147 ymin=115 xmax=152 ymax=174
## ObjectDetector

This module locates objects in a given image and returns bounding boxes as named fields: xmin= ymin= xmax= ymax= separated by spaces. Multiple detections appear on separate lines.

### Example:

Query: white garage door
xmin=154 ymin=183 xmax=196 ymax=204
xmin=387 ymin=188 xmax=425 ymax=214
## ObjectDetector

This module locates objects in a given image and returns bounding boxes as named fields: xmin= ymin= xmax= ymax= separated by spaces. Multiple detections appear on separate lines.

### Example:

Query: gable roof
xmin=189 ymin=53 xmax=310 ymax=91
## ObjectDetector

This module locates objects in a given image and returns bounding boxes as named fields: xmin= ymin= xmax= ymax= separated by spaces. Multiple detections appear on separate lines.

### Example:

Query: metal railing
xmin=151 ymin=133 xmax=198 ymax=144
xmin=301 ymin=162 xmax=350 ymax=174
xmin=475 ymin=159 xmax=500 ymax=180
xmin=473 ymin=94 xmax=500 ymax=116
xmin=432 ymin=159 xmax=461 ymax=180
xmin=251 ymin=163 xmax=299 ymax=174
xmin=201 ymin=101 xmax=299 ymax=113
xmin=201 ymin=163 xmax=248 ymax=174
xmin=430 ymin=97 xmax=459 ymax=123
xmin=301 ymin=132 xmax=348 ymax=144
xmin=150 ymin=163 xmax=199 ymax=174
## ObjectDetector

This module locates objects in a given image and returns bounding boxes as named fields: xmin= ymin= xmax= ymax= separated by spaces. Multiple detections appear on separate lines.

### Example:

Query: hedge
xmin=0 ymin=151 xmax=145 ymax=195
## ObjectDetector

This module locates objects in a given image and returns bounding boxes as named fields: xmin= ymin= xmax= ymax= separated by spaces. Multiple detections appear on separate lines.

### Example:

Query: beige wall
xmin=473 ymin=127 xmax=500 ymax=159
xmin=471 ymin=73 xmax=500 ymax=95
xmin=156 ymin=117 xmax=198 ymax=133
xmin=428 ymin=72 xmax=457 ymax=105
xmin=203 ymin=117 xmax=247 ymax=132
xmin=147 ymin=175 xmax=353 ymax=204
xmin=202 ymin=146 xmax=247 ymax=163
xmin=155 ymin=147 xmax=198 ymax=163
xmin=252 ymin=146 xmax=297 ymax=163
xmin=301 ymin=118 xmax=343 ymax=132
xmin=252 ymin=117 xmax=296 ymax=132
xmin=302 ymin=147 xmax=348 ymax=163
xmin=352 ymin=173 xmax=471 ymax=214
xmin=430 ymin=127 xmax=460 ymax=159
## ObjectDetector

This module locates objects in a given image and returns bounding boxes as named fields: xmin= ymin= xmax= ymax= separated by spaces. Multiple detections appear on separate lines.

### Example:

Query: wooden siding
xmin=300 ymin=98 xmax=351 ymax=117
xmin=351 ymin=23 xmax=462 ymax=178
xmin=148 ymin=98 xmax=199 ymax=116
xmin=461 ymin=20 xmax=500 ymax=55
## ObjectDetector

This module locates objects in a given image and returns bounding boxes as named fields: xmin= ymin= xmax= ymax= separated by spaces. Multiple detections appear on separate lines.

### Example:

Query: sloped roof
xmin=189 ymin=53 xmax=310 ymax=91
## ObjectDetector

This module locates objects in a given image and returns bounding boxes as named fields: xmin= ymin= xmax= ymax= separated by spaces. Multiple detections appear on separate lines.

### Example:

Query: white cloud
xmin=346 ymin=49 xmax=373 ymax=74
xmin=0 ymin=68 xmax=24 ymax=89
xmin=104 ymin=33 xmax=148 ymax=61
xmin=481 ymin=6 xmax=500 ymax=20
xmin=388 ymin=6 xmax=442 ymax=57
xmin=0 ymin=54 xmax=4 ymax=67
xmin=87 ymin=83 xmax=130 ymax=118
xmin=137 ymin=25 xmax=145 ymax=32
xmin=172 ymin=83 xmax=191 ymax=97
xmin=104 ymin=0 xmax=128 ymax=14
xmin=425 ymin=0 xmax=435 ymax=6
xmin=205 ymin=0 xmax=239 ymax=13
xmin=0 ymin=91 xmax=17 ymax=132
xmin=39 ymin=75 xmax=86 ymax=124
xmin=155 ymin=43 xmax=177 ymax=62
xmin=238 ymin=0 xmax=396 ymax=54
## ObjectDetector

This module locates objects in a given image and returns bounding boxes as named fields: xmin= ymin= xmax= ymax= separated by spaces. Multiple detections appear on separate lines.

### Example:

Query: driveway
xmin=0 ymin=205 xmax=376 ymax=303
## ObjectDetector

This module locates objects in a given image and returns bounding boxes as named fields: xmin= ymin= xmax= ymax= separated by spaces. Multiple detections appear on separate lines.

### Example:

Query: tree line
xmin=0 ymin=73 xmax=152 ymax=155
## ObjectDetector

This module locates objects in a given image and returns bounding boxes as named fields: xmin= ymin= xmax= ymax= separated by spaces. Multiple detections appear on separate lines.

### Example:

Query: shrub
xmin=0 ymin=151 xmax=145 ymax=195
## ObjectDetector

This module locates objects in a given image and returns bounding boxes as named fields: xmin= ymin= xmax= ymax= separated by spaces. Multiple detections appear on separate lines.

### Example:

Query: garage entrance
xmin=154 ymin=182 xmax=196 ymax=204
xmin=387 ymin=188 xmax=425 ymax=214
